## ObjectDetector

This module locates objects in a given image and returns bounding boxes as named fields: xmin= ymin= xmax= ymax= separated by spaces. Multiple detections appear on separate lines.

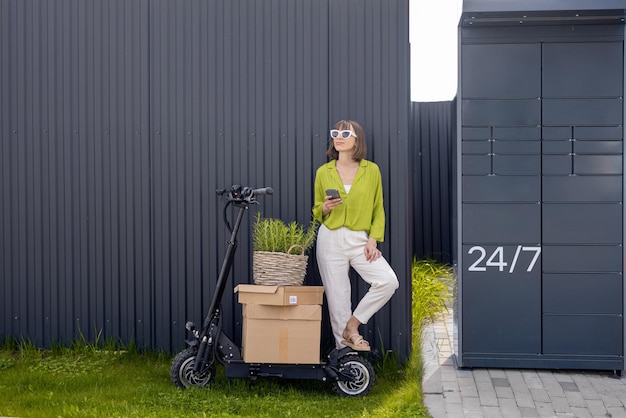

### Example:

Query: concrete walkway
xmin=421 ymin=308 xmax=626 ymax=418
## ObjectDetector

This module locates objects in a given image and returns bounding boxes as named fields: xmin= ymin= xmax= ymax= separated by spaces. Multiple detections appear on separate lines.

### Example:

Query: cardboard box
xmin=241 ymin=304 xmax=321 ymax=364
xmin=235 ymin=284 xmax=324 ymax=306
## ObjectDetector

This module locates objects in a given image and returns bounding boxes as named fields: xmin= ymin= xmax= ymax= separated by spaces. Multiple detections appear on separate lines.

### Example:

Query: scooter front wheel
xmin=171 ymin=348 xmax=215 ymax=389
xmin=331 ymin=354 xmax=375 ymax=397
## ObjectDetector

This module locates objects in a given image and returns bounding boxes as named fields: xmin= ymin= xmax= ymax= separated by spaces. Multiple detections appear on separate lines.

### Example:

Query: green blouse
xmin=312 ymin=159 xmax=386 ymax=243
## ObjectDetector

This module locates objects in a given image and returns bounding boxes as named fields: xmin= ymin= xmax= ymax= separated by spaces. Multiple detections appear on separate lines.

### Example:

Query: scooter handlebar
xmin=215 ymin=185 xmax=273 ymax=203
xmin=252 ymin=187 xmax=273 ymax=196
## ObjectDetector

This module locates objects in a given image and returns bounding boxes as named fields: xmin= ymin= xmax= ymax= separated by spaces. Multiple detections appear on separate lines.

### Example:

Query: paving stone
xmin=499 ymin=406 xmax=523 ymax=418
xmin=615 ymin=391 xmax=626 ymax=407
xmin=441 ymin=366 xmax=459 ymax=381
xmin=441 ymin=413 xmax=465 ymax=418
xmin=519 ymin=406 xmax=539 ymax=417
xmin=488 ymin=369 xmax=507 ymax=378
xmin=458 ymin=376 xmax=477 ymax=387
xmin=573 ymin=376 xmax=602 ymax=401
xmin=442 ymin=379 xmax=460 ymax=392
xmin=492 ymin=377 xmax=511 ymax=387
xmin=587 ymin=375 xmax=614 ymax=392
xmin=463 ymin=396 xmax=482 ymax=409
xmin=440 ymin=356 xmax=456 ymax=367
xmin=512 ymin=383 xmax=532 ymax=396
xmin=464 ymin=409 xmax=485 ymax=418
xmin=426 ymin=408 xmax=448 ymax=418
xmin=499 ymin=397 xmax=521 ymax=410
xmin=456 ymin=368 xmax=474 ymax=377
xmin=538 ymin=372 xmax=564 ymax=392
xmin=579 ymin=387 xmax=602 ymax=401
xmin=572 ymin=374 xmax=593 ymax=388
xmin=476 ymin=380 xmax=496 ymax=392
xmin=600 ymin=393 xmax=624 ymax=407
xmin=440 ymin=374 xmax=459 ymax=385
xmin=483 ymin=406 xmax=503 ymax=417
xmin=424 ymin=393 xmax=446 ymax=418
xmin=530 ymin=388 xmax=551 ymax=403
xmin=553 ymin=372 xmax=575 ymax=383
xmin=524 ymin=375 xmax=545 ymax=390
xmin=506 ymin=370 xmax=526 ymax=383
xmin=535 ymin=401 xmax=556 ymax=417
xmin=549 ymin=395 xmax=572 ymax=413
xmin=560 ymin=381 xmax=580 ymax=392
xmin=460 ymin=383 xmax=480 ymax=398
xmin=499 ymin=398 xmax=523 ymax=417
xmin=515 ymin=392 xmax=536 ymax=408
xmin=474 ymin=369 xmax=492 ymax=382
xmin=479 ymin=390 xmax=499 ymax=407
xmin=443 ymin=390 xmax=462 ymax=404
xmin=444 ymin=402 xmax=464 ymax=415
xmin=495 ymin=386 xmax=515 ymax=399
xmin=546 ymin=386 xmax=567 ymax=398
xmin=606 ymin=406 xmax=626 ymax=417
xmin=521 ymin=370 xmax=540 ymax=380
xmin=565 ymin=391 xmax=587 ymax=408
xmin=569 ymin=406 xmax=592 ymax=418
xmin=583 ymin=399 xmax=607 ymax=416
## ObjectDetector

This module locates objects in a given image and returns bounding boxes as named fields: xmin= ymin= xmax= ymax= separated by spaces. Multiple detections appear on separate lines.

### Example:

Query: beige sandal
xmin=341 ymin=334 xmax=371 ymax=352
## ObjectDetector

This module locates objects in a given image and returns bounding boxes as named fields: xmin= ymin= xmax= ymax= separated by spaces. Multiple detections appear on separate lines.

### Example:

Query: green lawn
xmin=0 ymin=259 xmax=451 ymax=418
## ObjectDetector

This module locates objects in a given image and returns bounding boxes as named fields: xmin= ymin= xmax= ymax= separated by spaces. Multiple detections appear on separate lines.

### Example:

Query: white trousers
xmin=316 ymin=225 xmax=399 ymax=348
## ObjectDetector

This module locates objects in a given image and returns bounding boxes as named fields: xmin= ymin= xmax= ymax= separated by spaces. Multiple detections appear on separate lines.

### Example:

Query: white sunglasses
xmin=330 ymin=129 xmax=357 ymax=139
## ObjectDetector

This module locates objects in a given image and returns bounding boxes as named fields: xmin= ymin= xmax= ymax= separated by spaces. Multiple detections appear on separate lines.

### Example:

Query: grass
xmin=411 ymin=257 xmax=454 ymax=328
xmin=0 ymin=258 xmax=452 ymax=418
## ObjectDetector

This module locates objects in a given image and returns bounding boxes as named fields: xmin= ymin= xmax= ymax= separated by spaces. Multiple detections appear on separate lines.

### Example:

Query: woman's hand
xmin=364 ymin=238 xmax=382 ymax=263
xmin=322 ymin=195 xmax=342 ymax=217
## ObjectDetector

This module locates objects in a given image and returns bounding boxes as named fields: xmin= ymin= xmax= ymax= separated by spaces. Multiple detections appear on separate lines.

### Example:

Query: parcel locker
xmin=456 ymin=3 xmax=625 ymax=371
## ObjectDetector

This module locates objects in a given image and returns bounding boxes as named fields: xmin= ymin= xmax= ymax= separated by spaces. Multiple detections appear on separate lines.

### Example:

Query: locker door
xmin=461 ymin=43 xmax=543 ymax=356
xmin=541 ymin=42 xmax=624 ymax=358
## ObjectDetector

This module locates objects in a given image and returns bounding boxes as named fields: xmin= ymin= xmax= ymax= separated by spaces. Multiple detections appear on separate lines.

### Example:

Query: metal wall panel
xmin=0 ymin=0 xmax=152 ymax=348
xmin=0 ymin=0 xmax=412 ymax=359
xmin=410 ymin=101 xmax=455 ymax=264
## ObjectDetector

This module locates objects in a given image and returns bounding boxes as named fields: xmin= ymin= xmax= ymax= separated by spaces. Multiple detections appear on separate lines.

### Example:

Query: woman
xmin=312 ymin=119 xmax=399 ymax=351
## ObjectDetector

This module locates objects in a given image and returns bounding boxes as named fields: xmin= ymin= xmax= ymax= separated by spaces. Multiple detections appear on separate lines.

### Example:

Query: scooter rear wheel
xmin=171 ymin=348 xmax=215 ymax=389
xmin=331 ymin=355 xmax=375 ymax=397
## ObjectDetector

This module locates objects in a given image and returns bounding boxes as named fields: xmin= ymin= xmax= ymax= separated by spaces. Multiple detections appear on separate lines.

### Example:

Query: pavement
xmin=421 ymin=307 xmax=626 ymax=418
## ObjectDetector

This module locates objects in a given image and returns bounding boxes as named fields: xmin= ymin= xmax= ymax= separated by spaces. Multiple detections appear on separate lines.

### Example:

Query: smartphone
xmin=325 ymin=189 xmax=341 ymax=199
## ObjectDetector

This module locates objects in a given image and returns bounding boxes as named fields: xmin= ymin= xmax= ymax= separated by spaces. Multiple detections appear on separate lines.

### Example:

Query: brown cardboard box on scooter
xmin=235 ymin=284 xmax=324 ymax=306
xmin=241 ymin=303 xmax=322 ymax=364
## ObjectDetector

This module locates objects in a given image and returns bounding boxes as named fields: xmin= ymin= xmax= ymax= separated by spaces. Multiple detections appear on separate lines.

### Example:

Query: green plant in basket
xmin=252 ymin=213 xmax=318 ymax=254
xmin=251 ymin=213 xmax=319 ymax=285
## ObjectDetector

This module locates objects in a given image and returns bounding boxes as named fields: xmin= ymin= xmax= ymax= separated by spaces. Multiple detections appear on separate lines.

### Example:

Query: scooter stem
xmin=193 ymin=204 xmax=247 ymax=374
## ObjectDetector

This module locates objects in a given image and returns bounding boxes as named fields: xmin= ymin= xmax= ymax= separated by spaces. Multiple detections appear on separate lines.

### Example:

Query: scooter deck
xmin=224 ymin=360 xmax=329 ymax=381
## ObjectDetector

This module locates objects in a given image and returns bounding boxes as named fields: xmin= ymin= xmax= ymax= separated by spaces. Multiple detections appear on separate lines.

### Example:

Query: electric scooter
xmin=170 ymin=185 xmax=375 ymax=397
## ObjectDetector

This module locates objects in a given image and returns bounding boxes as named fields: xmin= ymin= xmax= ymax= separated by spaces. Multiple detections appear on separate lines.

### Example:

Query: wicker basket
xmin=253 ymin=245 xmax=308 ymax=286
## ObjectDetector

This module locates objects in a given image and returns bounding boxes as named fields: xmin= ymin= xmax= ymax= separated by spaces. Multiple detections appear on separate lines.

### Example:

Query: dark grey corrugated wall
xmin=1 ymin=0 xmax=414 ymax=359
xmin=1 ymin=0 xmax=152 ymax=348
xmin=411 ymin=101 xmax=456 ymax=264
